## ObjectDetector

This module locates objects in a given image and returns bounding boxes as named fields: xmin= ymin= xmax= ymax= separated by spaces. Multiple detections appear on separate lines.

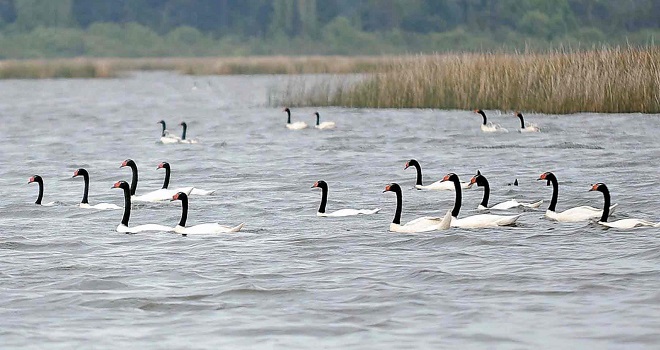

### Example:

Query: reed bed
xmin=281 ymin=47 xmax=660 ymax=114
xmin=0 ymin=56 xmax=390 ymax=79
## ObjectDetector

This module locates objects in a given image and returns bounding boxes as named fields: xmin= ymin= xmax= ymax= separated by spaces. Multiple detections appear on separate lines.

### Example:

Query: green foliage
xmin=0 ymin=0 xmax=657 ymax=58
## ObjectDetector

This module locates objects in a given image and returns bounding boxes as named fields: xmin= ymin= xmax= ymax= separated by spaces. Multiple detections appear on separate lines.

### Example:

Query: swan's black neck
xmin=181 ymin=123 xmax=187 ymax=140
xmin=546 ymin=174 xmax=559 ymax=212
xmin=317 ymin=182 xmax=328 ymax=213
xmin=34 ymin=177 xmax=44 ymax=205
xmin=475 ymin=175 xmax=490 ymax=207
xmin=478 ymin=110 xmax=487 ymax=125
xmin=285 ymin=109 xmax=291 ymax=124
xmin=517 ymin=114 xmax=525 ymax=129
xmin=159 ymin=121 xmax=167 ymax=137
xmin=449 ymin=174 xmax=462 ymax=217
xmin=81 ymin=172 xmax=90 ymax=204
xmin=177 ymin=193 xmax=188 ymax=227
xmin=408 ymin=160 xmax=423 ymax=186
xmin=120 ymin=185 xmax=131 ymax=227
xmin=315 ymin=113 xmax=320 ymax=126
xmin=598 ymin=185 xmax=610 ymax=222
xmin=160 ymin=163 xmax=171 ymax=189
xmin=128 ymin=163 xmax=138 ymax=196
xmin=391 ymin=185 xmax=402 ymax=225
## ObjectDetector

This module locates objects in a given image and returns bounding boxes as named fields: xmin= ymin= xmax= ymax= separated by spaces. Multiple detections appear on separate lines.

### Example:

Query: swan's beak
xmin=28 ymin=178 xmax=34 ymax=184
xmin=589 ymin=184 xmax=598 ymax=191
xmin=440 ymin=175 xmax=450 ymax=183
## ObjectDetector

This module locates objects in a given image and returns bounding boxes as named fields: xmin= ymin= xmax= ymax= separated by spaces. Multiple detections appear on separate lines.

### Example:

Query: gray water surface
xmin=1 ymin=72 xmax=659 ymax=349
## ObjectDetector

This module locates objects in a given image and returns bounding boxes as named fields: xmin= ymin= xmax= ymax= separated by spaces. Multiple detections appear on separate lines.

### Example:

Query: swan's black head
xmin=469 ymin=170 xmax=487 ymax=187
xmin=179 ymin=122 xmax=187 ymax=128
xmin=157 ymin=120 xmax=166 ymax=126
xmin=283 ymin=107 xmax=290 ymax=113
xmin=72 ymin=168 xmax=88 ymax=178
xmin=441 ymin=173 xmax=460 ymax=183
xmin=157 ymin=162 xmax=170 ymax=170
xmin=404 ymin=159 xmax=419 ymax=170
xmin=312 ymin=180 xmax=328 ymax=189
xmin=538 ymin=172 xmax=555 ymax=186
xmin=589 ymin=183 xmax=608 ymax=193
xmin=383 ymin=183 xmax=401 ymax=193
xmin=314 ymin=112 xmax=320 ymax=117
xmin=515 ymin=112 xmax=524 ymax=119
xmin=112 ymin=180 xmax=130 ymax=191
xmin=171 ymin=192 xmax=188 ymax=202
xmin=120 ymin=159 xmax=135 ymax=168
xmin=28 ymin=175 xmax=43 ymax=184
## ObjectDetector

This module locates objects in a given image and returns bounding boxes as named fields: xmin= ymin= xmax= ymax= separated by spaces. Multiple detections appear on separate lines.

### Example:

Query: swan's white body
xmin=478 ymin=199 xmax=543 ymax=211
xmin=179 ymin=139 xmax=199 ymax=144
xmin=117 ymin=223 xmax=173 ymax=234
xmin=133 ymin=187 xmax=193 ymax=202
xmin=160 ymin=131 xmax=181 ymax=144
xmin=416 ymin=180 xmax=470 ymax=191
xmin=598 ymin=219 xmax=659 ymax=229
xmin=287 ymin=121 xmax=308 ymax=130
xmin=389 ymin=210 xmax=452 ymax=233
xmin=519 ymin=124 xmax=541 ymax=133
xmin=315 ymin=121 xmax=336 ymax=130
xmin=481 ymin=123 xmax=508 ymax=133
xmin=174 ymin=223 xmax=244 ymax=234
xmin=317 ymin=208 xmax=380 ymax=217
xmin=451 ymin=214 xmax=520 ymax=228
xmin=80 ymin=203 xmax=121 ymax=210
xmin=40 ymin=202 xmax=56 ymax=207
xmin=545 ymin=204 xmax=618 ymax=222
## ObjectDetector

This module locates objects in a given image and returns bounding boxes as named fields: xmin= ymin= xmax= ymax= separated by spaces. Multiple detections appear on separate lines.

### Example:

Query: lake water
xmin=1 ymin=72 xmax=659 ymax=349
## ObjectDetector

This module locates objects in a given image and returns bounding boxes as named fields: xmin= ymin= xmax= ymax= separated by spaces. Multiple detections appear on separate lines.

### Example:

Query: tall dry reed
xmin=0 ymin=56 xmax=388 ymax=79
xmin=281 ymin=47 xmax=660 ymax=114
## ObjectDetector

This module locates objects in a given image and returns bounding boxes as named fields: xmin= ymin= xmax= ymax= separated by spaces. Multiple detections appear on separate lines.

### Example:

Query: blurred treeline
xmin=0 ymin=0 xmax=657 ymax=58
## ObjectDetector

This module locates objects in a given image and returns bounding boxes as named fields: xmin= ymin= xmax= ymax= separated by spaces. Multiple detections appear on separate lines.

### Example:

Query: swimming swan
xmin=383 ymin=183 xmax=451 ymax=233
xmin=312 ymin=180 xmax=379 ymax=216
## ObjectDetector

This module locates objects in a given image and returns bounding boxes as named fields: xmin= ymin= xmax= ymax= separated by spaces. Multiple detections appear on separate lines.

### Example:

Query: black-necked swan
xmin=475 ymin=109 xmax=508 ymax=133
xmin=590 ymin=183 xmax=658 ymax=229
xmin=383 ymin=183 xmax=451 ymax=233
xmin=171 ymin=192 xmax=244 ymax=234
xmin=440 ymin=173 xmax=520 ymax=228
xmin=27 ymin=175 xmax=55 ymax=206
xmin=72 ymin=168 xmax=120 ymax=210
xmin=112 ymin=181 xmax=173 ymax=233
xmin=312 ymin=180 xmax=379 ymax=216
xmin=158 ymin=162 xmax=214 ymax=196
xmin=120 ymin=159 xmax=192 ymax=202
xmin=178 ymin=122 xmax=199 ymax=144
xmin=283 ymin=107 xmax=308 ymax=130
xmin=158 ymin=120 xmax=181 ymax=144
xmin=404 ymin=159 xmax=468 ymax=190
xmin=468 ymin=171 xmax=542 ymax=210
xmin=515 ymin=112 xmax=540 ymax=133
xmin=313 ymin=112 xmax=335 ymax=130
xmin=538 ymin=172 xmax=618 ymax=222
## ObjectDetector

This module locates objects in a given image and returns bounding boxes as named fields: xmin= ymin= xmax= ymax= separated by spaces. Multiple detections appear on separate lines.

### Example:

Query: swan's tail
xmin=523 ymin=200 xmax=544 ymax=209
xmin=228 ymin=223 xmax=244 ymax=232
xmin=438 ymin=210 xmax=452 ymax=230
xmin=361 ymin=208 xmax=381 ymax=215
xmin=497 ymin=214 xmax=521 ymax=226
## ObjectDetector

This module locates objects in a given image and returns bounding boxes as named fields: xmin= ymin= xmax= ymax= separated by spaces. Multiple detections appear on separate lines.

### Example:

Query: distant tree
xmin=15 ymin=0 xmax=74 ymax=30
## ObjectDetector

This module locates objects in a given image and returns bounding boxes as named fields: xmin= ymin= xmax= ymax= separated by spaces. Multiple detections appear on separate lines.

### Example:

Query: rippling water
xmin=1 ymin=72 xmax=659 ymax=349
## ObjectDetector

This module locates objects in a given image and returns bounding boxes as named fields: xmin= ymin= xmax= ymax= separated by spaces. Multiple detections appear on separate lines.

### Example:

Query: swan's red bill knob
xmin=441 ymin=174 xmax=451 ymax=182
xmin=470 ymin=176 xmax=478 ymax=185
xmin=384 ymin=184 xmax=391 ymax=192
xmin=404 ymin=161 xmax=410 ymax=169
xmin=312 ymin=181 xmax=319 ymax=188
xmin=28 ymin=176 xmax=35 ymax=183
xmin=73 ymin=170 xmax=79 ymax=177
xmin=120 ymin=160 xmax=128 ymax=168
xmin=538 ymin=172 xmax=548 ymax=180
xmin=112 ymin=181 xmax=122 ymax=188
xmin=157 ymin=162 xmax=165 ymax=169
xmin=589 ymin=183 xmax=602 ymax=191
xmin=172 ymin=193 xmax=180 ymax=200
